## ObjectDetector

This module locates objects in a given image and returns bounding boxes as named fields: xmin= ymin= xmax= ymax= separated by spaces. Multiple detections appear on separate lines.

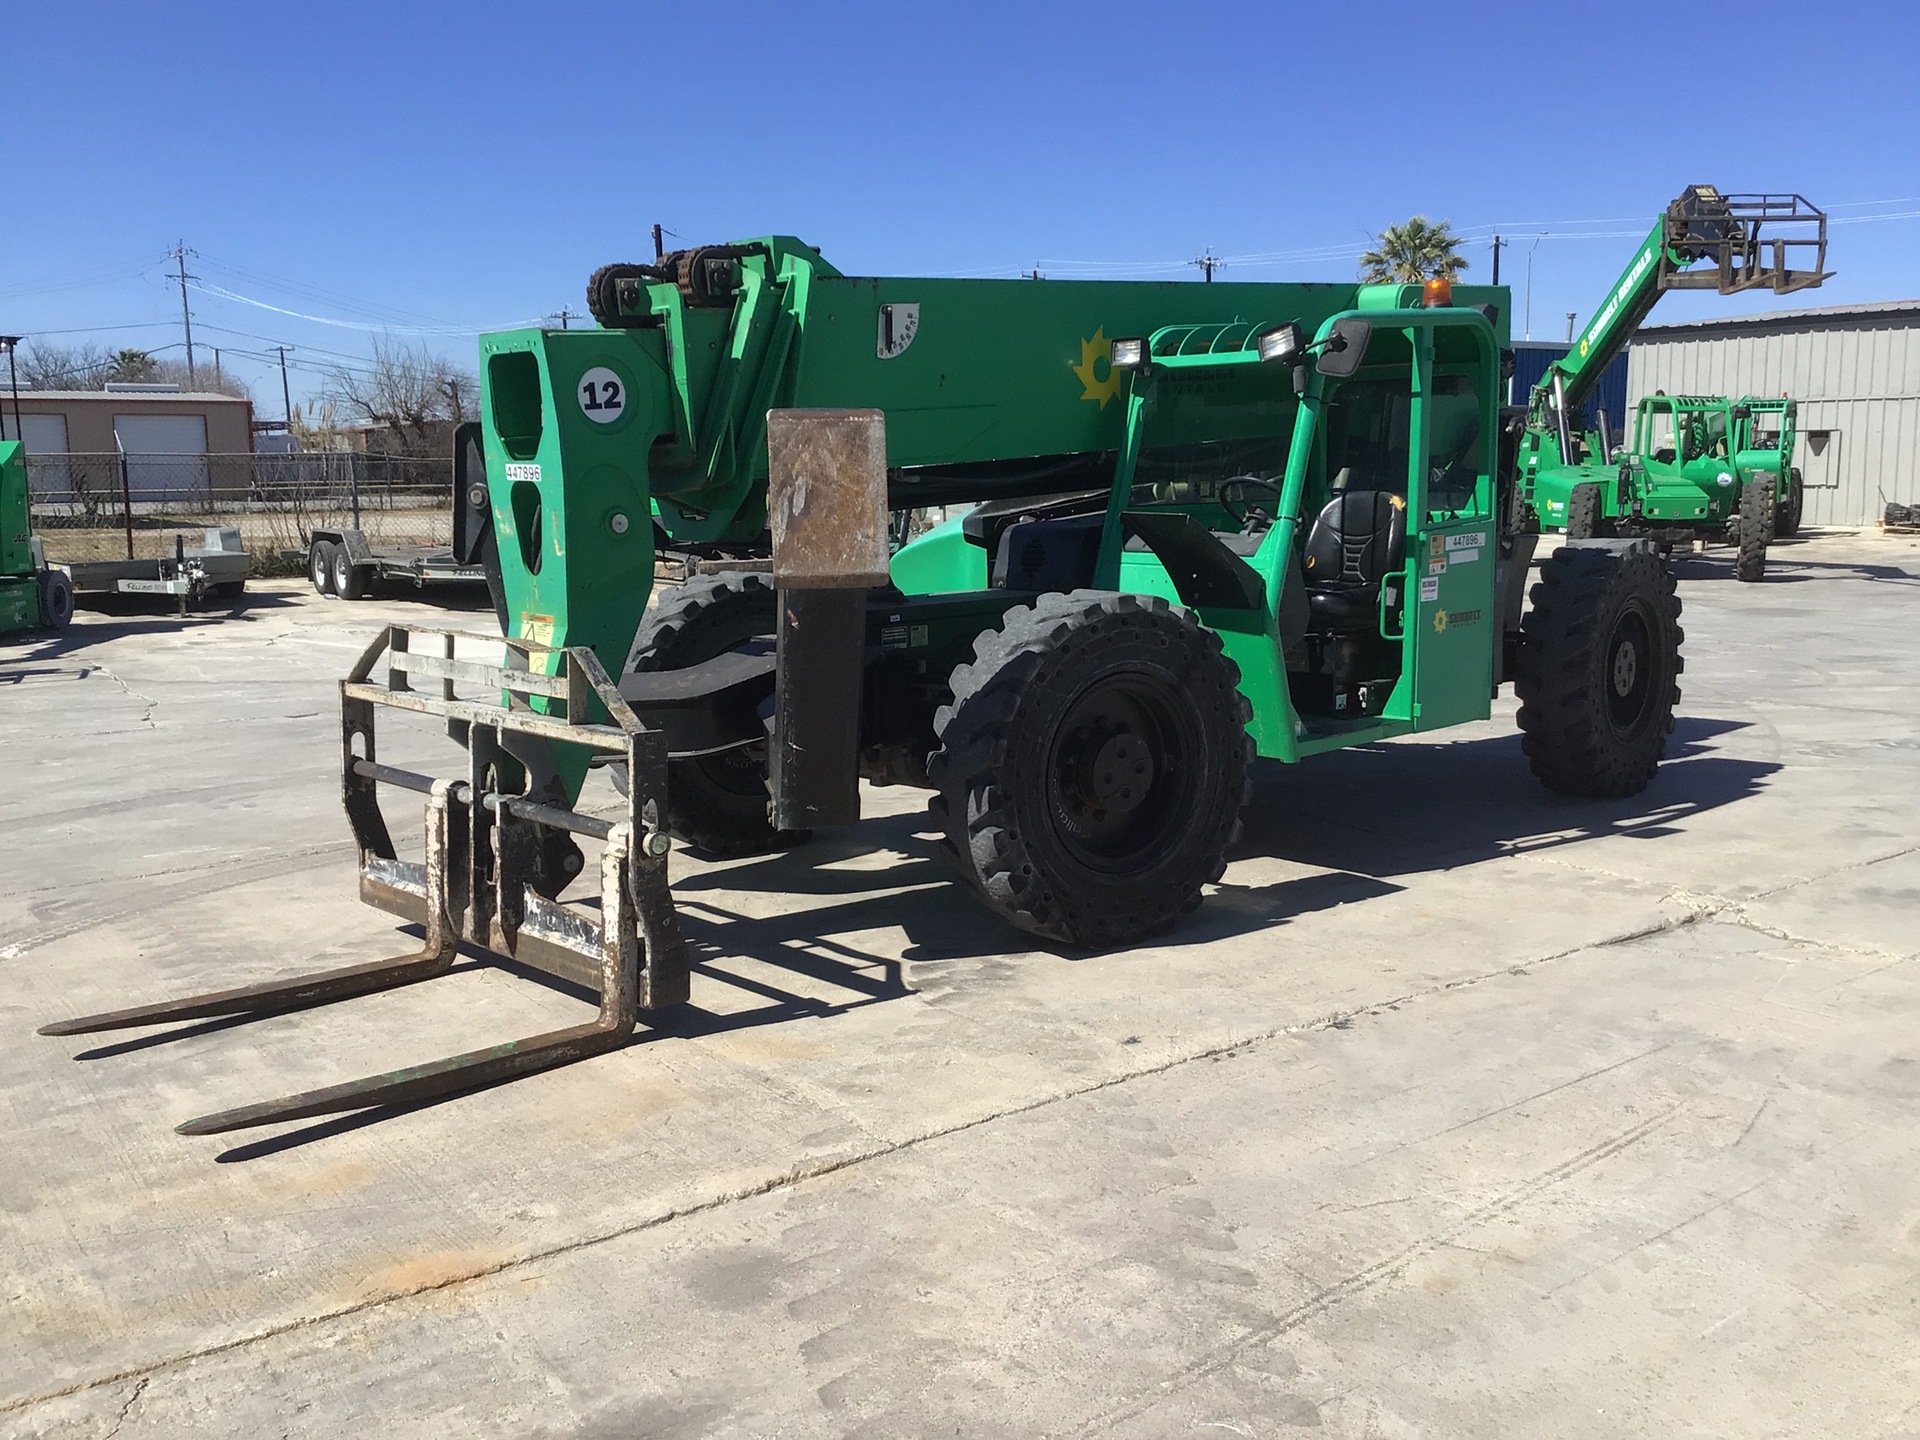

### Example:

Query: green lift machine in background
xmin=1516 ymin=186 xmax=1829 ymax=580
xmin=45 ymin=236 xmax=1699 ymax=1134
xmin=0 ymin=440 xmax=75 ymax=635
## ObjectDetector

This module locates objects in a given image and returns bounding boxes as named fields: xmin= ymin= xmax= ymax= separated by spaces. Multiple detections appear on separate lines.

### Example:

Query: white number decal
xmin=578 ymin=366 xmax=625 ymax=423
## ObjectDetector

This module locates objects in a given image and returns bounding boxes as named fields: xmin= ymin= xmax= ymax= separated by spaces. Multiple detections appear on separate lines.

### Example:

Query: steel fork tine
xmin=36 ymin=948 xmax=459 ymax=1037
xmin=174 ymin=1017 xmax=632 ymax=1136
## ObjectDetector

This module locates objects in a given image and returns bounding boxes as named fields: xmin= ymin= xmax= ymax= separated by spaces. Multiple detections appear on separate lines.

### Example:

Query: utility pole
xmin=1491 ymin=234 xmax=1506 ymax=286
xmin=0 ymin=336 xmax=20 ymax=443
xmin=552 ymin=307 xmax=576 ymax=329
xmin=172 ymin=240 xmax=197 ymax=389
xmin=213 ymin=348 xmax=222 ymax=387
xmin=1566 ymin=312 xmax=1577 ymax=343
xmin=651 ymin=223 xmax=664 ymax=261
xmin=1523 ymin=234 xmax=1546 ymax=340
xmin=276 ymin=346 xmax=294 ymax=426
xmin=1192 ymin=250 xmax=1221 ymax=283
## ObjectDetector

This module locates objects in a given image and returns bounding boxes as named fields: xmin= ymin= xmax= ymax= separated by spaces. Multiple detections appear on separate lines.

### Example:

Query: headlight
xmin=1109 ymin=336 xmax=1147 ymax=369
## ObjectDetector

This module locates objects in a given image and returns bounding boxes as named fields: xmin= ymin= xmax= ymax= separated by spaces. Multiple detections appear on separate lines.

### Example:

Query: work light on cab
xmin=1257 ymin=323 xmax=1305 ymax=363
xmin=1108 ymin=336 xmax=1148 ymax=369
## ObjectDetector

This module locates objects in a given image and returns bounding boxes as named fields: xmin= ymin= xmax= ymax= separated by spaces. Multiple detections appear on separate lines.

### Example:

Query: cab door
xmin=1405 ymin=328 xmax=1497 ymax=732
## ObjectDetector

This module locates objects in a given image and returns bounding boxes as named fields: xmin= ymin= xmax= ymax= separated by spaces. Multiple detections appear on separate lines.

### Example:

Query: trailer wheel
xmin=1514 ymin=544 xmax=1682 ymax=799
xmin=1774 ymin=468 xmax=1804 ymax=539
xmin=1735 ymin=477 xmax=1774 ymax=582
xmin=309 ymin=541 xmax=337 ymax=596
xmin=928 ymin=590 xmax=1253 ymax=947
xmin=1565 ymin=482 xmax=1607 ymax=540
xmin=622 ymin=571 xmax=805 ymax=857
xmin=37 ymin=569 xmax=75 ymax=630
xmin=330 ymin=546 xmax=370 ymax=600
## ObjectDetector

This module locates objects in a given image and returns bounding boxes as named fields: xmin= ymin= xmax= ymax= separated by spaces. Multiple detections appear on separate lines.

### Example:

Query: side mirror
xmin=1315 ymin=318 xmax=1371 ymax=378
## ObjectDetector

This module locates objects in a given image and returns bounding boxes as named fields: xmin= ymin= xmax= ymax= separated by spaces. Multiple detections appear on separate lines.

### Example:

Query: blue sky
xmin=1 ymin=0 xmax=1909 ymax=413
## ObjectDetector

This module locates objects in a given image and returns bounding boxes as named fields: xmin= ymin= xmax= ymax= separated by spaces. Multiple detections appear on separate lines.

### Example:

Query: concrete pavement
xmin=2 ymin=531 xmax=1916 ymax=1437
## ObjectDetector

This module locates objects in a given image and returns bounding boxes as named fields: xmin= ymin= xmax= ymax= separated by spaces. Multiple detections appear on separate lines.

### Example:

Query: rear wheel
xmin=624 ymin=571 xmax=803 ymax=857
xmin=1774 ymin=468 xmax=1804 ymax=539
xmin=37 ymin=569 xmax=75 ymax=630
xmin=1565 ymin=482 xmax=1606 ymax=540
xmin=330 ymin=546 xmax=370 ymax=600
xmin=1515 ymin=544 xmax=1683 ymax=799
xmin=928 ymin=590 xmax=1253 ymax=947
xmin=1735 ymin=477 xmax=1774 ymax=582
xmin=309 ymin=540 xmax=337 ymax=596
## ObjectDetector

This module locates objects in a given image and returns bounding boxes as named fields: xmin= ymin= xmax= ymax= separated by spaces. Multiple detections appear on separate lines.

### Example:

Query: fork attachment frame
xmin=40 ymin=624 xmax=687 ymax=1136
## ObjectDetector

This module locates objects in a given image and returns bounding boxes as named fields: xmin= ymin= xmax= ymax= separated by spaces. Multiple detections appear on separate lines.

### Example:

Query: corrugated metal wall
xmin=1626 ymin=311 xmax=1920 ymax=527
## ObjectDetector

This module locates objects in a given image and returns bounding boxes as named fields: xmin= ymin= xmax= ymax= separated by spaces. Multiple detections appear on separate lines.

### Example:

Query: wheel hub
xmin=1085 ymin=729 xmax=1155 ymax=816
xmin=1611 ymin=639 xmax=1640 ymax=697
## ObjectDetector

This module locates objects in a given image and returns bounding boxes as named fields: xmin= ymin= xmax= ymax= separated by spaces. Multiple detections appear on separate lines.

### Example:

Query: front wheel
xmin=1735 ymin=477 xmax=1774 ymax=582
xmin=1515 ymin=544 xmax=1683 ymax=799
xmin=1774 ymin=469 xmax=1805 ymax=539
xmin=1564 ymin=482 xmax=1607 ymax=540
xmin=928 ymin=590 xmax=1253 ymax=947
xmin=37 ymin=569 xmax=75 ymax=630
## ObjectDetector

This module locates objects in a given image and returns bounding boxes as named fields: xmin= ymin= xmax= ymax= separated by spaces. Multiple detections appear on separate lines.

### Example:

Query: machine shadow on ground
xmin=126 ymin=716 xmax=1773 ymax=1160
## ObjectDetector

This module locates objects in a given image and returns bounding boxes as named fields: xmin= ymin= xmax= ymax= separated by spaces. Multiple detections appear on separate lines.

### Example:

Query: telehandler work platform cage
xmin=45 ymin=239 xmax=1686 ymax=1135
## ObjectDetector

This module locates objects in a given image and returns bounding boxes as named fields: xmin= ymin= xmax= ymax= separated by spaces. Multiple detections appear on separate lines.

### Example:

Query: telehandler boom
xmin=45 ymin=242 xmax=1691 ymax=1136
xmin=1516 ymin=186 xmax=1828 ymax=573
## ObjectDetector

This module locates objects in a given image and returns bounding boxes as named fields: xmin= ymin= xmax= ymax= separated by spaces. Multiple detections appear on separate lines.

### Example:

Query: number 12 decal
xmin=578 ymin=366 xmax=625 ymax=423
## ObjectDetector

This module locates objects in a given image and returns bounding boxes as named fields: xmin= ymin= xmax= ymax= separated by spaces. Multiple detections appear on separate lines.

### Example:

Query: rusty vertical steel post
xmin=765 ymin=409 xmax=889 ymax=831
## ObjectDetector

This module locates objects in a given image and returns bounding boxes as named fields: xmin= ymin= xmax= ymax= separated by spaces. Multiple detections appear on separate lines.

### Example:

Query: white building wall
xmin=1625 ymin=312 xmax=1920 ymax=527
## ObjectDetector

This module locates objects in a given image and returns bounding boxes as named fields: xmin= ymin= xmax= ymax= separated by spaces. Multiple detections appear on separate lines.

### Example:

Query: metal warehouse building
xmin=1626 ymin=300 xmax=1920 ymax=528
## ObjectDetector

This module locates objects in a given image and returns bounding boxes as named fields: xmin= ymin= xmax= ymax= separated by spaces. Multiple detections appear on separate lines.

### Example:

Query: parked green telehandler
xmin=1577 ymin=392 xmax=1804 ymax=580
xmin=1517 ymin=186 xmax=1828 ymax=582
xmin=0 ymin=440 xmax=76 ymax=635
xmin=46 ymin=241 xmax=1696 ymax=1135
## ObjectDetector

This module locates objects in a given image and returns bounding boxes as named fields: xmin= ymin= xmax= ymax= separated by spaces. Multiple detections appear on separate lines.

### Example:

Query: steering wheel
xmin=1219 ymin=477 xmax=1282 ymax=529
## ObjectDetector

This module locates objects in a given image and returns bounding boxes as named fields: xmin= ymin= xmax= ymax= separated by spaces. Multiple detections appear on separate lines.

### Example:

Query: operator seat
xmin=1300 ymin=491 xmax=1407 ymax=632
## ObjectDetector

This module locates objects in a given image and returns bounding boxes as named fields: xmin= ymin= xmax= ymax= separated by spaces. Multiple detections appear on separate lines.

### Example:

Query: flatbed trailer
xmin=59 ymin=527 xmax=250 ymax=614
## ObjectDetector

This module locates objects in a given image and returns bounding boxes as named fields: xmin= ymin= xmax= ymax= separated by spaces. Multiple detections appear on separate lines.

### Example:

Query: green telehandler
xmin=1517 ymin=186 xmax=1828 ymax=581
xmin=45 ymin=242 xmax=1693 ymax=1136
xmin=0 ymin=440 xmax=76 ymax=635
xmin=1597 ymin=392 xmax=1804 ymax=580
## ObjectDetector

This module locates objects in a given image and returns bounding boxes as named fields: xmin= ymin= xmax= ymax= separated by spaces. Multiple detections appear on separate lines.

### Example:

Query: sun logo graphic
xmin=1072 ymin=327 xmax=1127 ymax=410
xmin=1432 ymin=608 xmax=1450 ymax=634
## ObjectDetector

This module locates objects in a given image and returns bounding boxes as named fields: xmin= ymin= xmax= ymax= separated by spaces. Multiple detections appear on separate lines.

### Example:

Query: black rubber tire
xmin=37 ymin=569 xmax=75 ymax=630
xmin=1735 ymin=477 xmax=1774 ymax=583
xmin=624 ymin=571 xmax=805 ymax=857
xmin=1774 ymin=469 xmax=1804 ymax=539
xmin=927 ymin=590 xmax=1253 ymax=947
xmin=331 ymin=545 xmax=370 ymax=600
xmin=1515 ymin=544 xmax=1683 ymax=799
xmin=1564 ymin=482 xmax=1606 ymax=540
xmin=309 ymin=540 xmax=337 ymax=596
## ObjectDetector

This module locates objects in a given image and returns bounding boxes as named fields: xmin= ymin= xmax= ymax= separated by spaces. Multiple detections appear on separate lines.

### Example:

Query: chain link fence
xmin=25 ymin=452 xmax=455 ymax=574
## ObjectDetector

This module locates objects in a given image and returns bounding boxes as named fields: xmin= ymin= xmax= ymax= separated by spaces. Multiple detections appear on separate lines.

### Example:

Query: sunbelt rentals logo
xmin=1073 ymin=327 xmax=1126 ymax=410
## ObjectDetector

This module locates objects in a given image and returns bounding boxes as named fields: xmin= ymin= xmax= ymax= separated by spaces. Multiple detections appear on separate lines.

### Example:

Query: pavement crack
xmin=101 ymin=1376 xmax=147 ymax=1439
xmin=90 ymin=665 xmax=159 ymax=731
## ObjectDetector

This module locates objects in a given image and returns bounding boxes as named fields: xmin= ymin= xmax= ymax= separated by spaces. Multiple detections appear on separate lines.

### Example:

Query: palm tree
xmin=1358 ymin=216 xmax=1470 ymax=284
xmin=106 ymin=348 xmax=159 ymax=383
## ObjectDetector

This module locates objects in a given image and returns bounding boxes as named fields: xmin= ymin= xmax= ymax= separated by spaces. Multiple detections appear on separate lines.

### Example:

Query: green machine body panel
xmin=480 ymin=236 xmax=1506 ymax=687
xmin=1 ymin=441 xmax=45 ymax=633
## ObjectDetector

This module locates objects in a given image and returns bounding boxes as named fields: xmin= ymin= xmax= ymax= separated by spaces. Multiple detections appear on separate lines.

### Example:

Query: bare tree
xmin=151 ymin=356 xmax=252 ymax=400
xmin=17 ymin=341 xmax=115 ymax=389
xmin=325 ymin=338 xmax=476 ymax=457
